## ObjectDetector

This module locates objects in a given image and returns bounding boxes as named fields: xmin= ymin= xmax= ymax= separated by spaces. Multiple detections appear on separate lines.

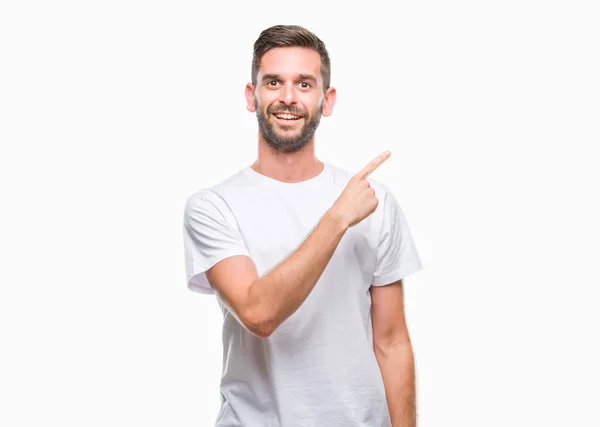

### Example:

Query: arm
xmin=206 ymin=152 xmax=391 ymax=338
xmin=370 ymin=279 xmax=417 ymax=427
xmin=207 ymin=209 xmax=349 ymax=338
xmin=246 ymin=209 xmax=349 ymax=337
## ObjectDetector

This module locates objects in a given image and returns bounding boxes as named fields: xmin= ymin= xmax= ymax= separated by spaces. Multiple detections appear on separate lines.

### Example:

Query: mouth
xmin=272 ymin=112 xmax=303 ymax=126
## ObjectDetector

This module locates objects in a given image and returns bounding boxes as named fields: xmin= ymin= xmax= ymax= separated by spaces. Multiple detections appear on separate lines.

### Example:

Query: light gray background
xmin=1 ymin=1 xmax=598 ymax=426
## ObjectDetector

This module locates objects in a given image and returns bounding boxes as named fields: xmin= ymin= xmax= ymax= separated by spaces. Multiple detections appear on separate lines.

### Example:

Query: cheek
xmin=307 ymin=95 xmax=323 ymax=112
xmin=308 ymin=102 xmax=321 ymax=117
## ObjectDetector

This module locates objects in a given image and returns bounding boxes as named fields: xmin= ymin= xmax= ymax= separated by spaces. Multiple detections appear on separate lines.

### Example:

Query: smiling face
xmin=246 ymin=47 xmax=335 ymax=153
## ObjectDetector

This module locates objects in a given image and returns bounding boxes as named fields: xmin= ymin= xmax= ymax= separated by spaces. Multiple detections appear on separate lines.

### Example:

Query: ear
xmin=321 ymin=87 xmax=337 ymax=117
xmin=245 ymin=83 xmax=256 ymax=113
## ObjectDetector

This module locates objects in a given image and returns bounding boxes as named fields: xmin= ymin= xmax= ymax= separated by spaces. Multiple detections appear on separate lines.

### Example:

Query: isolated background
xmin=1 ymin=0 xmax=598 ymax=426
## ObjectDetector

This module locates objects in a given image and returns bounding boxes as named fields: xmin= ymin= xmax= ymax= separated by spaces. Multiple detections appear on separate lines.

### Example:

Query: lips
xmin=272 ymin=112 xmax=302 ymax=120
xmin=271 ymin=112 xmax=303 ymax=126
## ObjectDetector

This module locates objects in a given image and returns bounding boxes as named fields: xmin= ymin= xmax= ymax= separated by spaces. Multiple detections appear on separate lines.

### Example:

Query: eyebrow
xmin=261 ymin=73 xmax=318 ymax=83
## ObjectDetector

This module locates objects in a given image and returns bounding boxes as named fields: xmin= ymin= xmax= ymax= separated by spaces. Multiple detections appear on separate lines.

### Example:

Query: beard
xmin=255 ymin=100 xmax=323 ymax=154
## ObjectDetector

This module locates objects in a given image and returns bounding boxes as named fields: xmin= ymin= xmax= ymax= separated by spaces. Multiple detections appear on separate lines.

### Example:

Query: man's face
xmin=251 ymin=47 xmax=326 ymax=153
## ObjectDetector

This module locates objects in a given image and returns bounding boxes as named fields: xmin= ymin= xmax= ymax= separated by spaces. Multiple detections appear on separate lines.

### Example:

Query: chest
xmin=230 ymin=189 xmax=379 ymax=283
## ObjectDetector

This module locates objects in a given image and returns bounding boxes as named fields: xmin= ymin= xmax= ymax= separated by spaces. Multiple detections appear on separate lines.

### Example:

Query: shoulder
xmin=184 ymin=187 xmax=216 ymax=210
xmin=184 ymin=166 xmax=250 ymax=210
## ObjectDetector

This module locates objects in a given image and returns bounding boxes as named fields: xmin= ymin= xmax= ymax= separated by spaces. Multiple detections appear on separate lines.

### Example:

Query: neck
xmin=252 ymin=134 xmax=323 ymax=183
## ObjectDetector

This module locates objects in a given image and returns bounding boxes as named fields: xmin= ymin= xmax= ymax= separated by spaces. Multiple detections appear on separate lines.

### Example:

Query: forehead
xmin=258 ymin=47 xmax=322 ymax=81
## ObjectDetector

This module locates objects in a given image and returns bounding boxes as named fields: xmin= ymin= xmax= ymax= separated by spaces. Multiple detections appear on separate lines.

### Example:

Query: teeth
xmin=275 ymin=114 xmax=300 ymax=120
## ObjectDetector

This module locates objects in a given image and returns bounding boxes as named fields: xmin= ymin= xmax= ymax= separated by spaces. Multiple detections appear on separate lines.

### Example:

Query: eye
xmin=268 ymin=80 xmax=279 ymax=87
xmin=299 ymin=82 xmax=311 ymax=88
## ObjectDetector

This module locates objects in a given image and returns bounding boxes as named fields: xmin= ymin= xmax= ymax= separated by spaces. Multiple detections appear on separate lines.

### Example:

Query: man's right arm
xmin=206 ymin=209 xmax=349 ymax=338
xmin=205 ymin=151 xmax=391 ymax=338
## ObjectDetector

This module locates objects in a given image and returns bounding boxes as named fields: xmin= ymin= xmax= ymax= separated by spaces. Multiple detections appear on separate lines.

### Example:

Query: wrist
xmin=325 ymin=208 xmax=350 ymax=233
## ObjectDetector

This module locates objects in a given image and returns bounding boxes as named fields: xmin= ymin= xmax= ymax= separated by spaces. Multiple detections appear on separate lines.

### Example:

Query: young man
xmin=183 ymin=25 xmax=423 ymax=427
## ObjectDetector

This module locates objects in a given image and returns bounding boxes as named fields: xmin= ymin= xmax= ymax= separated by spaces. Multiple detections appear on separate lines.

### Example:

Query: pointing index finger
xmin=357 ymin=151 xmax=391 ymax=179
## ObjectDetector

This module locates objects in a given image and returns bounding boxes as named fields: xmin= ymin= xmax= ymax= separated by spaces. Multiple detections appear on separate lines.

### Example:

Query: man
xmin=183 ymin=25 xmax=423 ymax=427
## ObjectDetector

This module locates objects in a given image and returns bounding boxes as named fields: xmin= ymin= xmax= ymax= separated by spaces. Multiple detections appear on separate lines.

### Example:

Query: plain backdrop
xmin=1 ymin=1 xmax=598 ymax=426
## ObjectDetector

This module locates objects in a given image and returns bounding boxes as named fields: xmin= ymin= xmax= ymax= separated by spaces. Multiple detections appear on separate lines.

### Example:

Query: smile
xmin=272 ymin=113 xmax=303 ymax=126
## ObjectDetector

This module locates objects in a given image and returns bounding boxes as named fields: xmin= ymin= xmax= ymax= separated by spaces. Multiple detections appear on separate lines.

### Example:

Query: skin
xmin=244 ymin=46 xmax=336 ymax=183
xmin=371 ymin=279 xmax=417 ymax=427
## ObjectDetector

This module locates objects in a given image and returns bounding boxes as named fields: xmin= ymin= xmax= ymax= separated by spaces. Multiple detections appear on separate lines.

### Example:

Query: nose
xmin=279 ymin=82 xmax=297 ymax=105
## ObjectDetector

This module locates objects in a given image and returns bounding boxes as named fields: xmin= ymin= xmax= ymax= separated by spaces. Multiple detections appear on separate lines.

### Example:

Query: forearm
xmin=246 ymin=209 xmax=348 ymax=336
xmin=374 ymin=342 xmax=416 ymax=427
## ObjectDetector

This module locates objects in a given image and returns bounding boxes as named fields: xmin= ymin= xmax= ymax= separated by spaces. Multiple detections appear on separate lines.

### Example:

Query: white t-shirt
xmin=182 ymin=161 xmax=423 ymax=427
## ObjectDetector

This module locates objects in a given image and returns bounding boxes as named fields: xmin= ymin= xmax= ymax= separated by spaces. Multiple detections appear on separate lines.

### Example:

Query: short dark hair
xmin=251 ymin=25 xmax=331 ymax=91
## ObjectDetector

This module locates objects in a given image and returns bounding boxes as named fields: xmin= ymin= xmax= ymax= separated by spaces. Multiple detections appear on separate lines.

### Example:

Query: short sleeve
xmin=371 ymin=189 xmax=423 ymax=286
xmin=182 ymin=192 xmax=251 ymax=294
